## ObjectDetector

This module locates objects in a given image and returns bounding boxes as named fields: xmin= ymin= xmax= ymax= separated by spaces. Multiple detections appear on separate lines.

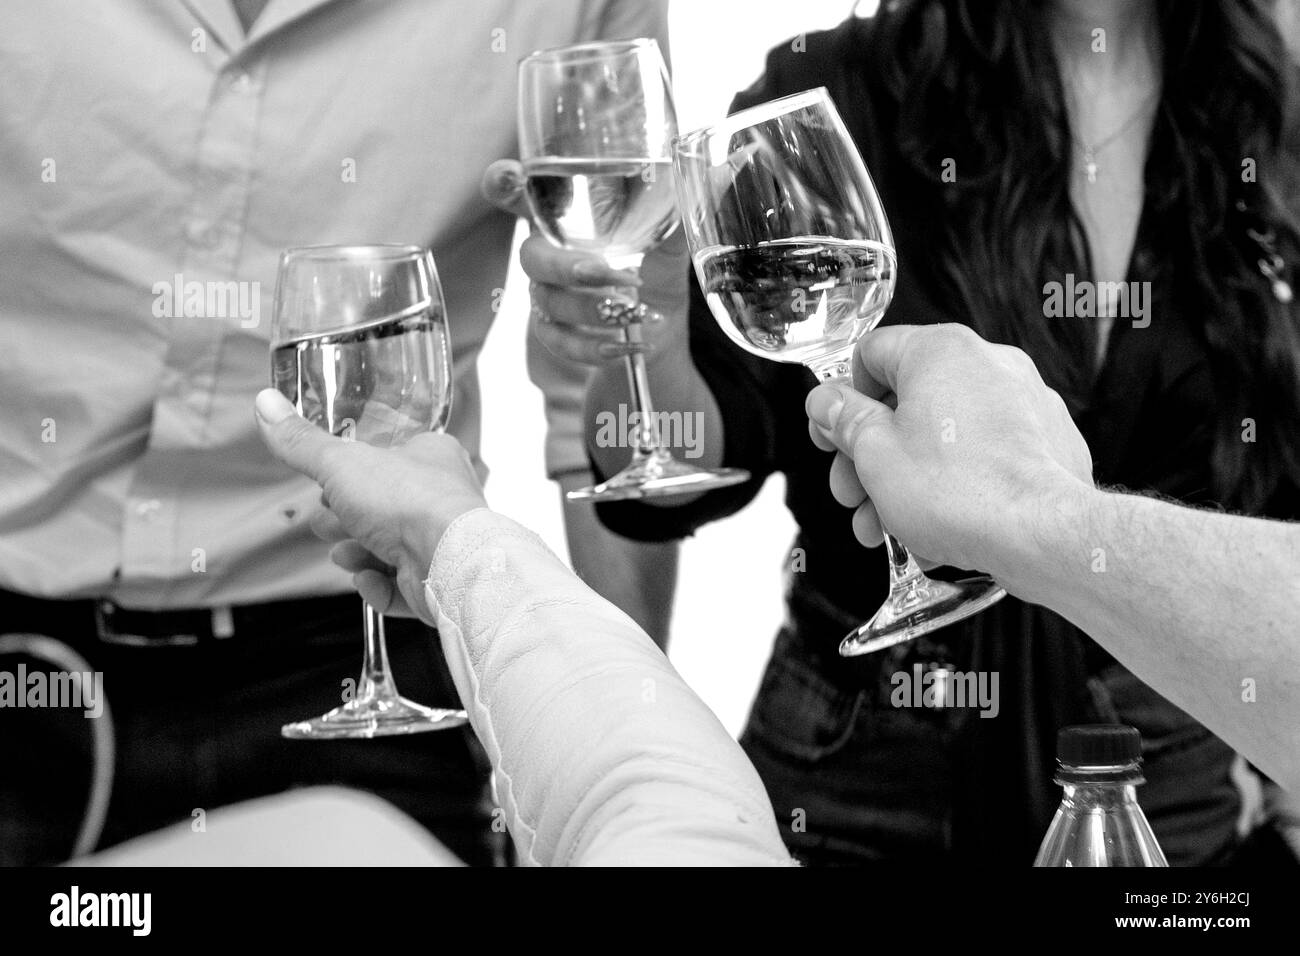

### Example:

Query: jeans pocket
xmin=742 ymin=634 xmax=864 ymax=764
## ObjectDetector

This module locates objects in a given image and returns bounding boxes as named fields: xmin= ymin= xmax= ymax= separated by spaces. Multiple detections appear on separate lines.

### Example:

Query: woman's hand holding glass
xmin=255 ymin=389 xmax=488 ymax=622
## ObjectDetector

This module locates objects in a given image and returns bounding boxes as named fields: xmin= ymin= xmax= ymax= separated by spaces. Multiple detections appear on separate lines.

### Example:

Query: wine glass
xmin=673 ymin=89 xmax=1006 ymax=655
xmin=518 ymin=38 xmax=749 ymax=501
xmin=270 ymin=244 xmax=468 ymax=738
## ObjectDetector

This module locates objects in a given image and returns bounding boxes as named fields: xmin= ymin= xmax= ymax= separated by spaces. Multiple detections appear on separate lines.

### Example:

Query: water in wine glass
xmin=517 ymin=38 xmax=749 ymax=502
xmin=695 ymin=237 xmax=896 ymax=369
xmin=271 ymin=307 xmax=451 ymax=448
xmin=523 ymin=157 xmax=677 ymax=259
xmin=674 ymin=88 xmax=1006 ymax=654
xmin=270 ymin=243 xmax=464 ymax=741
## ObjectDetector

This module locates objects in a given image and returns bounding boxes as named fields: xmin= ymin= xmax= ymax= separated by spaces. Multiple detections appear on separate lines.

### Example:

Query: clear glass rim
xmin=675 ymin=87 xmax=831 ymax=156
xmin=520 ymin=37 xmax=660 ymax=67
xmin=271 ymin=244 xmax=436 ymax=345
xmin=279 ymin=243 xmax=427 ymax=264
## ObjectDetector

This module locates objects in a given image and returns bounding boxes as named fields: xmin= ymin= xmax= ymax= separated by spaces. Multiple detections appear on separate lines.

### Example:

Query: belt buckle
xmin=93 ymin=601 xmax=201 ymax=647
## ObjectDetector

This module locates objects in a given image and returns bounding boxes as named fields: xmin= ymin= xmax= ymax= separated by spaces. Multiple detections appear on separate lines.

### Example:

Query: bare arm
xmin=1004 ymin=482 xmax=1300 ymax=792
xmin=556 ymin=470 xmax=680 ymax=649
xmin=807 ymin=323 xmax=1300 ymax=791
xmin=522 ymin=270 xmax=681 ymax=646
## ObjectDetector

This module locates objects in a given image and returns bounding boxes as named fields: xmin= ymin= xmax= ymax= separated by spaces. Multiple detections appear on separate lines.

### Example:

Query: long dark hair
xmin=870 ymin=0 xmax=1300 ymax=511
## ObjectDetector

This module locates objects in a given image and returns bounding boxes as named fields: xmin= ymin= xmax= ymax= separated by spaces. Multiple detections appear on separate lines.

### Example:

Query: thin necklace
xmin=1067 ymin=86 xmax=1161 ymax=184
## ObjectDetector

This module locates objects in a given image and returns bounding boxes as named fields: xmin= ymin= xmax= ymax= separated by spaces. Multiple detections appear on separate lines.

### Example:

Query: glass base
xmin=838 ymin=574 xmax=1007 ymax=657
xmin=566 ymin=451 xmax=749 ymax=503
xmin=282 ymin=696 xmax=468 ymax=740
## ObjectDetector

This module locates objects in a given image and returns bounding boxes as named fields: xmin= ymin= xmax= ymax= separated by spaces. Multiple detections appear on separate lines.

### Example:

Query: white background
xmin=477 ymin=1 xmax=873 ymax=734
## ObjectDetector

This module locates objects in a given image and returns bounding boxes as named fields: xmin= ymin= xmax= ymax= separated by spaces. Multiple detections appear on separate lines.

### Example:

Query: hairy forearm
xmin=1002 ymin=483 xmax=1300 ymax=790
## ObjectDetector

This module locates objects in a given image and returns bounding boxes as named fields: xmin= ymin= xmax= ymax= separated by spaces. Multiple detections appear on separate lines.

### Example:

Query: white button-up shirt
xmin=0 ymin=0 xmax=665 ymax=607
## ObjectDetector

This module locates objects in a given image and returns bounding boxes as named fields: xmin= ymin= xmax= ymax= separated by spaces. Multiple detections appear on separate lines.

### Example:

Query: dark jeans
xmin=0 ymin=591 xmax=500 ymax=866
xmin=740 ymin=624 xmax=1245 ymax=867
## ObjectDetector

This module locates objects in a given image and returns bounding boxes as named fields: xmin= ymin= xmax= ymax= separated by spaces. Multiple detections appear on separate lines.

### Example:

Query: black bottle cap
xmin=1058 ymin=724 xmax=1142 ymax=768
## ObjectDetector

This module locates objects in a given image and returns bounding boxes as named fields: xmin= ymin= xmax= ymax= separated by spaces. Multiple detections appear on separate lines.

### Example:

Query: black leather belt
xmin=0 ymin=588 xmax=360 ymax=648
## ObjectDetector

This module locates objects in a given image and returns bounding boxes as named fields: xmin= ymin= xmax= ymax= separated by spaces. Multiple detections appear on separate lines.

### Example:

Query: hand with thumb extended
xmin=805 ymin=324 xmax=1094 ymax=575
xmin=254 ymin=389 xmax=488 ymax=621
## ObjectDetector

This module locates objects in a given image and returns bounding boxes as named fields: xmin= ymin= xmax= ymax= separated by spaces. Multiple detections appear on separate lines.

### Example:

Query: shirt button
xmin=134 ymin=499 xmax=162 ymax=521
xmin=228 ymin=71 xmax=253 ymax=93
xmin=186 ymin=220 xmax=219 ymax=249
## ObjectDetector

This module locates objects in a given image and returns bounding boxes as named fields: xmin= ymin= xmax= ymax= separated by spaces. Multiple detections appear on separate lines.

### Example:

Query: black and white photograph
xmin=0 ymin=0 xmax=1297 ymax=934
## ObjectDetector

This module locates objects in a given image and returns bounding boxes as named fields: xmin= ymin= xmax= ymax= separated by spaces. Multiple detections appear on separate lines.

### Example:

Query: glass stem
xmin=603 ymin=255 xmax=665 ymax=462
xmin=358 ymin=601 xmax=399 ymax=705
xmin=882 ymin=531 xmax=928 ymax=591
xmin=812 ymin=359 xmax=928 ymax=592
xmin=622 ymin=313 xmax=665 ymax=460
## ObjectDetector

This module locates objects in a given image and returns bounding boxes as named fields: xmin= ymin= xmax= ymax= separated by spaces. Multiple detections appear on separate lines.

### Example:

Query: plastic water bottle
xmin=1033 ymin=724 xmax=1168 ymax=867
